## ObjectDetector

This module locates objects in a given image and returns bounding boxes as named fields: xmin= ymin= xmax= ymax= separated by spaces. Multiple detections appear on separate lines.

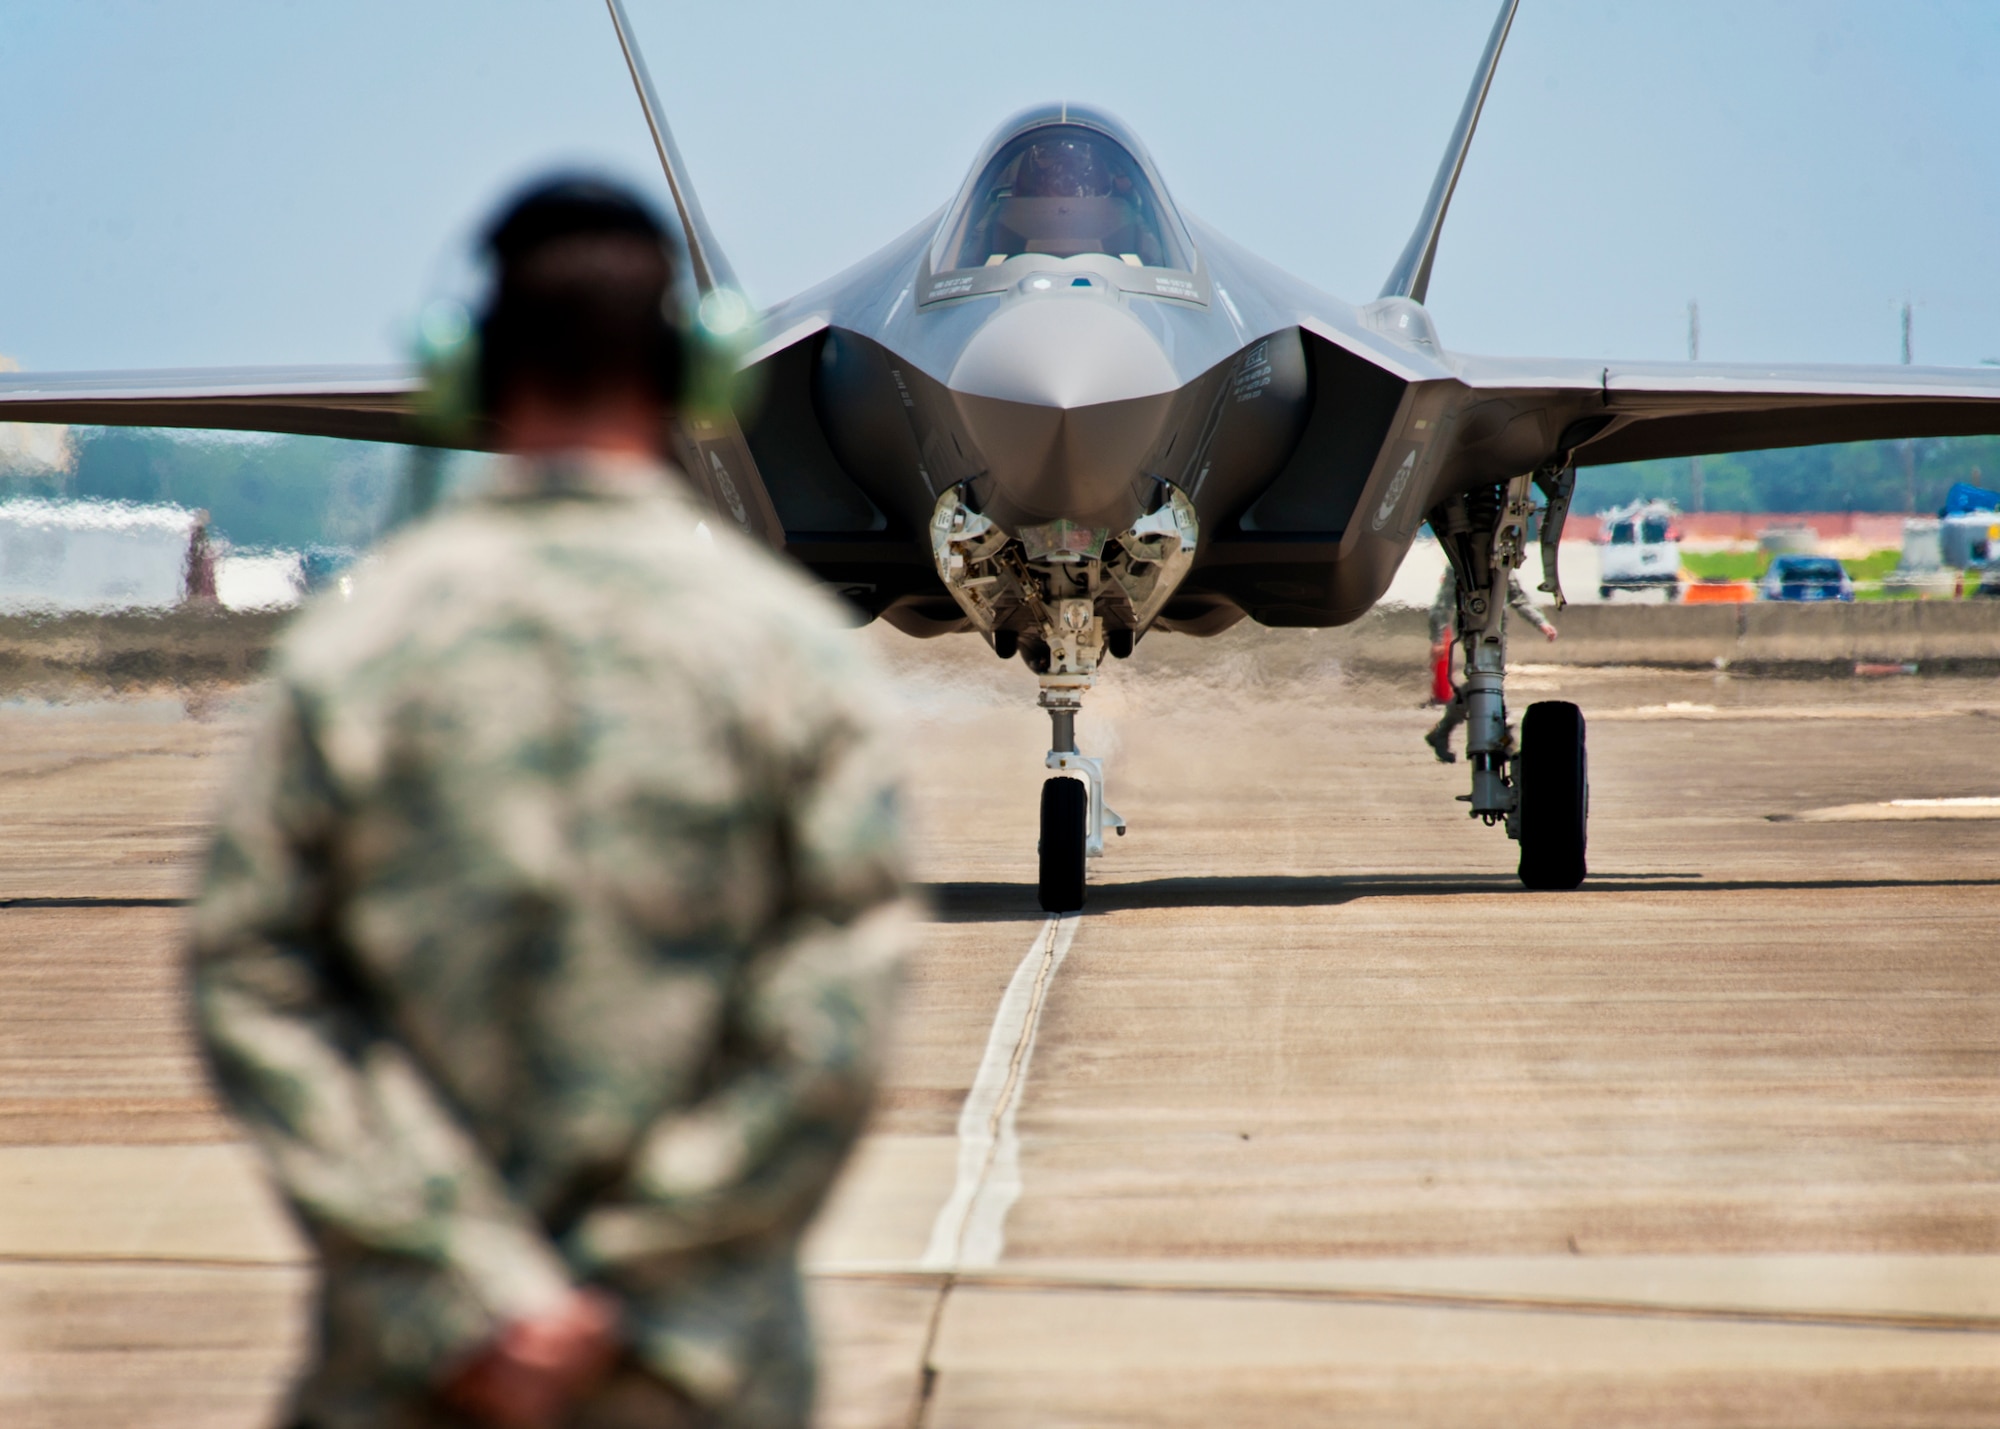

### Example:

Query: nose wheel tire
xmin=1038 ymin=776 xmax=1087 ymax=912
xmin=1517 ymin=700 xmax=1588 ymax=891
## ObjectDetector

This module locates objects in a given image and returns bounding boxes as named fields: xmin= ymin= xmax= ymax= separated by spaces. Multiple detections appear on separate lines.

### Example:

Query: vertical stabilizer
xmin=1378 ymin=0 xmax=1520 ymax=305
xmin=604 ymin=0 xmax=737 ymax=295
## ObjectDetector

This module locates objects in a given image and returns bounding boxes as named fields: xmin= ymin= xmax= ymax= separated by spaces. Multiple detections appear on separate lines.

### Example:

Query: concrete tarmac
xmin=2 ymin=624 xmax=1998 ymax=1426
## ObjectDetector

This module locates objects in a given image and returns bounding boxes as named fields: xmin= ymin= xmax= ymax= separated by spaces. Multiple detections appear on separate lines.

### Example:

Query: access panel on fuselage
xmin=1233 ymin=334 xmax=1407 ymax=535
xmin=740 ymin=330 xmax=948 ymax=625
xmin=1163 ymin=332 xmax=1410 ymax=631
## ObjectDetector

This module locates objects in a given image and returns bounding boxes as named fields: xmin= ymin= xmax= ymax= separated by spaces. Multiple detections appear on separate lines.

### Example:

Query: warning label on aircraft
xmin=708 ymin=450 xmax=750 ymax=530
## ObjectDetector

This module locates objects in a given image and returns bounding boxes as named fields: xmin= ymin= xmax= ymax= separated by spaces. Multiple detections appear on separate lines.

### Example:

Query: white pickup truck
xmin=1596 ymin=498 xmax=1683 ymax=600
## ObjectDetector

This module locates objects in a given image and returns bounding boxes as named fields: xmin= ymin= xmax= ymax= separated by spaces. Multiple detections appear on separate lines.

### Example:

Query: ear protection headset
xmin=414 ymin=175 xmax=747 ymax=443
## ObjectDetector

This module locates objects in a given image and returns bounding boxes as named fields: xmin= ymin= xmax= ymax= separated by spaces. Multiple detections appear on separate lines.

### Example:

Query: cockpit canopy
xmin=932 ymin=111 xmax=1192 ymax=274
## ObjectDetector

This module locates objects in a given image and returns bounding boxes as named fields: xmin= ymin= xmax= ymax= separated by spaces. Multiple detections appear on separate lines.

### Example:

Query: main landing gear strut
xmin=1434 ymin=464 xmax=1590 ymax=890
xmin=1036 ymin=599 xmax=1123 ymax=912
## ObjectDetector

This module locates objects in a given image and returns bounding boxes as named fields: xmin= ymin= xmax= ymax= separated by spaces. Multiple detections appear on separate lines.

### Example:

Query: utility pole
xmin=1901 ymin=299 xmax=1916 ymax=514
xmin=1687 ymin=300 xmax=1704 ymax=513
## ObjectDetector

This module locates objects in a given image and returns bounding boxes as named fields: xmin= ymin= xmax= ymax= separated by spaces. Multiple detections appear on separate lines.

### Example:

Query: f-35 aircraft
xmin=7 ymin=0 xmax=2000 ymax=910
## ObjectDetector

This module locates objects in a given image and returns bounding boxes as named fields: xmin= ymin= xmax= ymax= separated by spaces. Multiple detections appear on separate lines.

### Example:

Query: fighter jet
xmin=7 ymin=0 xmax=2000 ymax=910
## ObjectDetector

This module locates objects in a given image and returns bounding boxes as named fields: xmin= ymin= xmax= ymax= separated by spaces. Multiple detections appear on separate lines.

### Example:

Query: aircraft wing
xmin=0 ymin=364 xmax=428 ymax=447
xmin=1453 ymin=354 xmax=2000 ymax=467
xmin=0 ymin=361 xmax=794 ymax=546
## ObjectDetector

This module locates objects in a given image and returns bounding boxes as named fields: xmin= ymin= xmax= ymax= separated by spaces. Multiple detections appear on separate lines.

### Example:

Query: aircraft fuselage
xmin=741 ymin=104 xmax=1486 ymax=648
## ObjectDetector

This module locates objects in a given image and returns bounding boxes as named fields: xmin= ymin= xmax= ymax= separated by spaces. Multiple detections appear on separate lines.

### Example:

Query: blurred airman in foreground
xmin=189 ymin=177 xmax=912 ymax=1429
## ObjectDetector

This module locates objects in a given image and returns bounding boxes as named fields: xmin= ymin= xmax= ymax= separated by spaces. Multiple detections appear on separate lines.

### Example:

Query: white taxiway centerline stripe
xmin=1772 ymin=795 xmax=2000 ymax=823
xmin=920 ymin=913 xmax=1079 ymax=1271
xmin=1594 ymin=703 xmax=1965 ymax=722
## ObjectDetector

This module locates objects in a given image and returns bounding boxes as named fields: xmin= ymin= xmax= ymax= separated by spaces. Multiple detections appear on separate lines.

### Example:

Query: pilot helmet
xmin=1019 ymin=138 xmax=1111 ymax=199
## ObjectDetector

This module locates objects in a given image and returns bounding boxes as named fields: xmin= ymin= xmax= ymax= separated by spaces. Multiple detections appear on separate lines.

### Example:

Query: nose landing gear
xmin=1035 ymin=600 xmax=1124 ymax=912
xmin=928 ymin=487 xmax=1188 ymax=913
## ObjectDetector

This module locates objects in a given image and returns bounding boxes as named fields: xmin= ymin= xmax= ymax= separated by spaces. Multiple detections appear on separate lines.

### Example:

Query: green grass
xmin=1841 ymin=549 xmax=1903 ymax=583
xmin=1680 ymin=551 xmax=1768 ymax=581
xmin=1679 ymin=548 xmax=1905 ymax=582
xmin=1674 ymin=547 xmax=1962 ymax=601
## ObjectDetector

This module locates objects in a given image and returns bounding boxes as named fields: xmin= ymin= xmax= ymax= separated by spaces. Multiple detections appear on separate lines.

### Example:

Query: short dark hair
xmin=475 ymin=176 xmax=686 ymax=415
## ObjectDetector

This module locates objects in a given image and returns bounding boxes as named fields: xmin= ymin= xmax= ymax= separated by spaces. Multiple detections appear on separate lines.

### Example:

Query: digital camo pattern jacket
xmin=188 ymin=456 xmax=914 ymax=1429
xmin=1428 ymin=565 xmax=1557 ymax=645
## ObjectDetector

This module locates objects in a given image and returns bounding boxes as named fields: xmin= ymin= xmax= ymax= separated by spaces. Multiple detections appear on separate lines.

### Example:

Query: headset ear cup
xmin=685 ymin=286 xmax=756 ymax=419
xmin=680 ymin=323 xmax=746 ymax=419
xmin=418 ymin=329 xmax=484 ymax=442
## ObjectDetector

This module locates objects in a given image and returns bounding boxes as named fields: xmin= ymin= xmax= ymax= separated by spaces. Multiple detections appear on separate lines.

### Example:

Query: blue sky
xmin=1 ymin=1 xmax=1995 ymax=373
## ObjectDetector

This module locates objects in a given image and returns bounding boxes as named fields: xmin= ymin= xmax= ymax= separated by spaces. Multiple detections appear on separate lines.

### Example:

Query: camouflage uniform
xmin=1426 ymin=564 xmax=1555 ymax=647
xmin=189 ymin=455 xmax=913 ymax=1429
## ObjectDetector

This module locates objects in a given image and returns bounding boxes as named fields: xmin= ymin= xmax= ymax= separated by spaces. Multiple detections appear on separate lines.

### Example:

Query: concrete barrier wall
xmin=0 ymin=609 xmax=286 ymax=695
xmin=1135 ymin=601 xmax=2000 ymax=680
xmin=4 ymin=601 xmax=2000 ymax=698
xmin=1534 ymin=601 xmax=2000 ymax=669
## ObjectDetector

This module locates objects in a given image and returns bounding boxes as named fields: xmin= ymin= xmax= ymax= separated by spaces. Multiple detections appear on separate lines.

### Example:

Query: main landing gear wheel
xmin=1517 ymin=700 xmax=1588 ymax=891
xmin=1038 ymin=776 xmax=1087 ymax=912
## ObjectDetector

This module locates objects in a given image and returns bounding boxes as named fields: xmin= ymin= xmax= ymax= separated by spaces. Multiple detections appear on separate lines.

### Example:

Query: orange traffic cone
xmin=1430 ymin=641 xmax=1454 ymax=705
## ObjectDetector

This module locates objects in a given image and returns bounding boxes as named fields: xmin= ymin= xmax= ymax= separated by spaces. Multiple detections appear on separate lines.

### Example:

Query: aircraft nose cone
xmin=948 ymin=295 xmax=1180 ymax=531
xmin=949 ymin=294 xmax=1180 ymax=408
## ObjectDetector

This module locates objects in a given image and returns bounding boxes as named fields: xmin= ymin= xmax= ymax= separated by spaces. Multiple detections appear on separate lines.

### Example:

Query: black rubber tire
xmin=1038 ymin=777 xmax=1087 ymax=912
xmin=1106 ymin=628 xmax=1135 ymax=659
xmin=1518 ymin=700 xmax=1588 ymax=891
xmin=991 ymin=629 xmax=1019 ymax=660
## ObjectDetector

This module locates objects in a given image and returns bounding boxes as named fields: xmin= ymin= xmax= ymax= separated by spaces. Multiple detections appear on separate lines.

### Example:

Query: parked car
xmin=1596 ymin=498 xmax=1683 ymax=599
xmin=1759 ymin=554 xmax=1854 ymax=602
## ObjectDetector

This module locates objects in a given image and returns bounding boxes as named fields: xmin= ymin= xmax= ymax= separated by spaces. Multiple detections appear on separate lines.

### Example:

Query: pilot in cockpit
xmin=1017 ymin=137 xmax=1112 ymax=198
xmin=1001 ymin=136 xmax=1163 ymax=266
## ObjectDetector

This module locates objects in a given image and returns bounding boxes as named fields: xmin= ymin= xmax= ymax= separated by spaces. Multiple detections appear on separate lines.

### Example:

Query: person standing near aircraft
xmin=188 ymin=177 xmax=912 ymax=1429
xmin=1425 ymin=563 xmax=1557 ymax=764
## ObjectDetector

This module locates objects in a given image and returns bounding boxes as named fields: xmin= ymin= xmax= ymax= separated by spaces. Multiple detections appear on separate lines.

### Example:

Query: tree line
xmin=4 ymin=427 xmax=2000 ymax=549
xmin=1574 ymin=436 xmax=2000 ymax=517
xmin=0 ymin=428 xmax=406 ymax=550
